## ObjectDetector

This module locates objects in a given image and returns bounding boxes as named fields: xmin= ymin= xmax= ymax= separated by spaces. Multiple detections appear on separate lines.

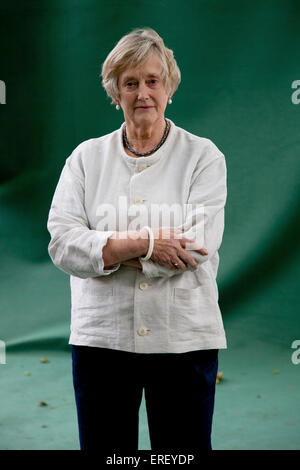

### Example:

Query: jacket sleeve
xmin=140 ymin=148 xmax=227 ymax=279
xmin=47 ymin=153 xmax=121 ymax=279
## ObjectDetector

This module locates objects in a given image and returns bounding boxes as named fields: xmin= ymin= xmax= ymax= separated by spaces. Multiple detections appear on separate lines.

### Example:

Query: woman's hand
xmin=116 ymin=228 xmax=208 ymax=272
xmin=150 ymin=228 xmax=208 ymax=271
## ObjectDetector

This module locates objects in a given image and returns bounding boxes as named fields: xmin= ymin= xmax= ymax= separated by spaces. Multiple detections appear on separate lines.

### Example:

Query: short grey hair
xmin=101 ymin=27 xmax=181 ymax=105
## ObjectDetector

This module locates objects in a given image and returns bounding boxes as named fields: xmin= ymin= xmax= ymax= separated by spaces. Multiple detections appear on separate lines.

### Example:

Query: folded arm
xmin=47 ymin=146 xmax=226 ymax=280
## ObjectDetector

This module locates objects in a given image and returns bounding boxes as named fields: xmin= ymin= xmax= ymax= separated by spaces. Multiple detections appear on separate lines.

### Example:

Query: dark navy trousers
xmin=71 ymin=345 xmax=218 ymax=452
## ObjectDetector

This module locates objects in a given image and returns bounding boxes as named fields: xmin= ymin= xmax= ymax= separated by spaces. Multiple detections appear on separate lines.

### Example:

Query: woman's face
xmin=117 ymin=54 xmax=170 ymax=128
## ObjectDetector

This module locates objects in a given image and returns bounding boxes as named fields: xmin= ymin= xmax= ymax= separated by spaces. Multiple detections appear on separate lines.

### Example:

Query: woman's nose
xmin=137 ymin=83 xmax=149 ymax=100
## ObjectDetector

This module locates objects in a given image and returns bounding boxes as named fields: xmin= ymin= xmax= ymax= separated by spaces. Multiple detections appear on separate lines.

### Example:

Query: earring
xmin=168 ymin=97 xmax=172 ymax=104
xmin=116 ymin=103 xmax=120 ymax=110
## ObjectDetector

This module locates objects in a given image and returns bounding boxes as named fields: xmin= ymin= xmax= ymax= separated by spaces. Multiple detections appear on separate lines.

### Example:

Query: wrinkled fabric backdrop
xmin=0 ymin=0 xmax=299 ymax=450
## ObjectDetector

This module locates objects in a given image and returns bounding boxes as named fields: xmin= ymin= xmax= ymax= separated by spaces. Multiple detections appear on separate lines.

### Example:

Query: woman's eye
xmin=125 ymin=79 xmax=157 ymax=88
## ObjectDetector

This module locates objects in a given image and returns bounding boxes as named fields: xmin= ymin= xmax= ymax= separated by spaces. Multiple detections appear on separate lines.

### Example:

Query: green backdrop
xmin=0 ymin=0 xmax=299 ymax=450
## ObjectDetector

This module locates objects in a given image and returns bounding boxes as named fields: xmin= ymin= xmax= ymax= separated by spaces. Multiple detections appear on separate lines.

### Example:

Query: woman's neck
xmin=124 ymin=117 xmax=166 ymax=156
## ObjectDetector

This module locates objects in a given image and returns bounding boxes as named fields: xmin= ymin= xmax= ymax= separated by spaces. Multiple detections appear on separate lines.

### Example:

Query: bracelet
xmin=139 ymin=226 xmax=154 ymax=261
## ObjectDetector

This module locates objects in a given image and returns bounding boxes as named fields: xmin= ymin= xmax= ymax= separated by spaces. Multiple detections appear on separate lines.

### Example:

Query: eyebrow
xmin=122 ymin=73 xmax=160 ymax=83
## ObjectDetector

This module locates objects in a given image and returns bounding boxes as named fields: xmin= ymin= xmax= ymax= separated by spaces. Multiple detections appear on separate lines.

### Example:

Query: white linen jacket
xmin=47 ymin=119 xmax=227 ymax=353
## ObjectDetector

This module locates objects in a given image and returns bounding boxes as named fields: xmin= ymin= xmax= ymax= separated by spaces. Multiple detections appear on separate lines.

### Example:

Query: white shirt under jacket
xmin=47 ymin=118 xmax=227 ymax=353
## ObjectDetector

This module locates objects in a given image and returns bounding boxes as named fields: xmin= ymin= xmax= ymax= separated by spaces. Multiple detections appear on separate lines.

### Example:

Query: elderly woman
xmin=47 ymin=27 xmax=227 ymax=452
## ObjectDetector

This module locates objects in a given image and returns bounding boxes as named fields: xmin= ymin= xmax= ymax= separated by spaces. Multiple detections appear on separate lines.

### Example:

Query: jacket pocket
xmin=71 ymin=282 xmax=116 ymax=337
xmin=174 ymin=285 xmax=212 ymax=301
xmin=168 ymin=284 xmax=222 ymax=341
xmin=74 ymin=278 xmax=114 ymax=307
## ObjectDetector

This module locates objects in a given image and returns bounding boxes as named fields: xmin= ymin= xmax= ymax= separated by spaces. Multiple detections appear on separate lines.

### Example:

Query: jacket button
xmin=138 ymin=164 xmax=148 ymax=172
xmin=135 ymin=197 xmax=144 ymax=203
xmin=137 ymin=327 xmax=148 ymax=336
xmin=139 ymin=282 xmax=148 ymax=290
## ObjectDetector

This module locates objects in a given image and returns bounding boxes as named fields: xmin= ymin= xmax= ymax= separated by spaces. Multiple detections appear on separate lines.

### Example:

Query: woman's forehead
xmin=120 ymin=55 xmax=163 ymax=80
